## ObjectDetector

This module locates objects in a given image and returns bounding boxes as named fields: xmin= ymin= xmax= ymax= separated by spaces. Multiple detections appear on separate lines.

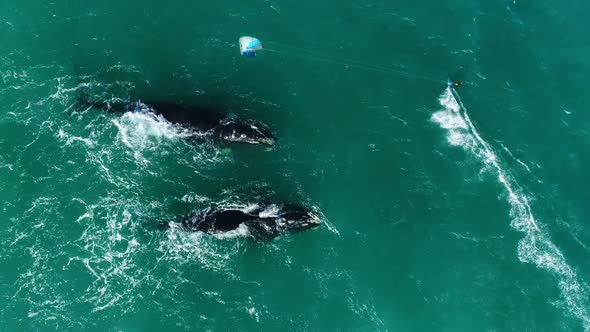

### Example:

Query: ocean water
xmin=1 ymin=0 xmax=590 ymax=331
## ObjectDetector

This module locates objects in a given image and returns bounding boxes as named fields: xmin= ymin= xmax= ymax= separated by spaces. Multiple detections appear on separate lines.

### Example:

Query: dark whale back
xmin=144 ymin=103 xmax=225 ymax=131
xmin=182 ymin=209 xmax=255 ymax=233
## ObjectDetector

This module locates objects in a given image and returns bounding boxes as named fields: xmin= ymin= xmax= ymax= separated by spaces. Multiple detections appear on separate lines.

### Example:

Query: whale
xmin=80 ymin=98 xmax=275 ymax=146
xmin=170 ymin=204 xmax=321 ymax=239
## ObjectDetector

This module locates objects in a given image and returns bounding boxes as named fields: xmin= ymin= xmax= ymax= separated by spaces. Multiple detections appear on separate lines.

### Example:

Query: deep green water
xmin=1 ymin=0 xmax=590 ymax=331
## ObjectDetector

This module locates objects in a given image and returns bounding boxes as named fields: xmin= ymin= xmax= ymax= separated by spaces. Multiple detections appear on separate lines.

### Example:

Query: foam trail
xmin=432 ymin=87 xmax=590 ymax=330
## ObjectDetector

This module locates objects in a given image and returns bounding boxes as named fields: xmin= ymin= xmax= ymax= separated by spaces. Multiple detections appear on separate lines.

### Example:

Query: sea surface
xmin=1 ymin=1 xmax=590 ymax=331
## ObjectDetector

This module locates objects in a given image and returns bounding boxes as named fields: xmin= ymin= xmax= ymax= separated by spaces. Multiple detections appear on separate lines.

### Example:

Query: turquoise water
xmin=1 ymin=1 xmax=590 ymax=330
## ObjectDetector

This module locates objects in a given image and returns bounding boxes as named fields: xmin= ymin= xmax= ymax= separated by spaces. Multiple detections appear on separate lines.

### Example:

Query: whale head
xmin=277 ymin=206 xmax=322 ymax=234
xmin=216 ymin=119 xmax=275 ymax=146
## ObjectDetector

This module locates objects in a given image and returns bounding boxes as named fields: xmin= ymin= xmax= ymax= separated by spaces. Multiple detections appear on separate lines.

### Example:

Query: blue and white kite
xmin=239 ymin=36 xmax=263 ymax=57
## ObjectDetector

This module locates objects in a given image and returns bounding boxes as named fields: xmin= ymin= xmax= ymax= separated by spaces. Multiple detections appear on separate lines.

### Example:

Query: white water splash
xmin=158 ymin=223 xmax=244 ymax=269
xmin=432 ymin=87 xmax=590 ymax=330
xmin=109 ymin=110 xmax=221 ymax=166
xmin=112 ymin=111 xmax=197 ymax=150
xmin=258 ymin=204 xmax=281 ymax=218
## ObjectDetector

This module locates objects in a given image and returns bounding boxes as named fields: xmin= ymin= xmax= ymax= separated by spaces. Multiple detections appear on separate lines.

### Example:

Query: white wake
xmin=432 ymin=87 xmax=590 ymax=330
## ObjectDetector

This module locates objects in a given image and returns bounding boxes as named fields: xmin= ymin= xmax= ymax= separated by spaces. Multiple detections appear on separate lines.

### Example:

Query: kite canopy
xmin=239 ymin=36 xmax=263 ymax=57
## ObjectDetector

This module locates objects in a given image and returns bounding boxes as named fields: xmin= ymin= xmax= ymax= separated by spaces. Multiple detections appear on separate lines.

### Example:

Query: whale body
xmin=174 ymin=204 xmax=321 ymax=239
xmin=81 ymin=99 xmax=275 ymax=146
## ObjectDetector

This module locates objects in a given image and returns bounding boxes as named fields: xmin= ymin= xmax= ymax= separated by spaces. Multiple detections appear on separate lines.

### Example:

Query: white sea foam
xmin=1 ymin=67 xmax=232 ymax=329
xmin=112 ymin=111 xmax=195 ymax=150
xmin=158 ymin=222 xmax=243 ymax=269
xmin=109 ymin=110 xmax=218 ymax=166
xmin=56 ymin=128 xmax=95 ymax=147
xmin=432 ymin=87 xmax=590 ymax=330
xmin=213 ymin=224 xmax=252 ymax=239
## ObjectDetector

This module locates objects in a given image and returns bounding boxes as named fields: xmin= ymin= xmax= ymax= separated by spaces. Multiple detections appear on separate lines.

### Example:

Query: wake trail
xmin=432 ymin=87 xmax=590 ymax=331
